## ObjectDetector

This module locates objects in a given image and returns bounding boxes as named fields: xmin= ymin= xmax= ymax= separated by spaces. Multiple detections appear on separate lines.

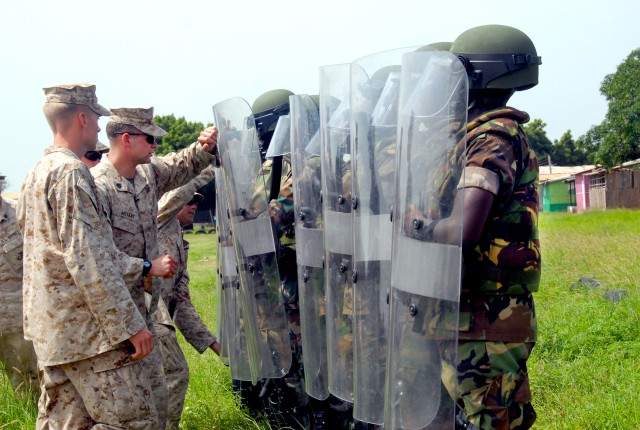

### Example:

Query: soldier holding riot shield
xmin=213 ymin=98 xmax=292 ymax=399
xmin=349 ymin=46 xmax=415 ymax=427
xmin=384 ymin=48 xmax=468 ymax=430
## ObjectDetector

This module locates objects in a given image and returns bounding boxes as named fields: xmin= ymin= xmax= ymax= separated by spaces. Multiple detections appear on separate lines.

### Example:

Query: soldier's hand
xmin=210 ymin=340 xmax=221 ymax=356
xmin=198 ymin=126 xmax=219 ymax=154
xmin=150 ymin=255 xmax=178 ymax=279
xmin=129 ymin=328 xmax=154 ymax=360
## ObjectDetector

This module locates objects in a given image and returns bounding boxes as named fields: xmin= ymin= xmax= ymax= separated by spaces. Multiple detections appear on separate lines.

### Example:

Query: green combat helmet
xmin=252 ymin=89 xmax=293 ymax=158
xmin=450 ymin=24 xmax=541 ymax=91
xmin=416 ymin=41 xmax=453 ymax=52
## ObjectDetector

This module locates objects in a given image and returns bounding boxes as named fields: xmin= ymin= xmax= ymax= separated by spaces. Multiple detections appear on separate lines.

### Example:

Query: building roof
xmin=540 ymin=165 xmax=595 ymax=184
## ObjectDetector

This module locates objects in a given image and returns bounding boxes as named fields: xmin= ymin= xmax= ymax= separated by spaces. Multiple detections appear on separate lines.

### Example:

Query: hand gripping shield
xmin=215 ymin=167 xmax=252 ymax=381
xmin=320 ymin=63 xmax=355 ymax=402
xmin=289 ymin=94 xmax=329 ymax=401
xmin=384 ymin=50 xmax=468 ymax=430
xmin=213 ymin=98 xmax=292 ymax=383
xmin=349 ymin=46 xmax=418 ymax=425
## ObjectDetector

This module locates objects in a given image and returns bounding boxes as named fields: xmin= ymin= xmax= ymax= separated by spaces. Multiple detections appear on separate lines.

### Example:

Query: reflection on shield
xmin=215 ymin=167 xmax=252 ymax=380
xmin=350 ymin=46 xmax=417 ymax=425
xmin=290 ymin=94 xmax=330 ymax=401
xmin=320 ymin=64 xmax=355 ymax=403
xmin=384 ymin=50 xmax=468 ymax=429
xmin=213 ymin=98 xmax=292 ymax=384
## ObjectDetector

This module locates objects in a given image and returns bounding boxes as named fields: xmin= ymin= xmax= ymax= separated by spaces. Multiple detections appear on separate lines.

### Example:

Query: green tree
xmin=577 ymin=48 xmax=640 ymax=168
xmin=523 ymin=118 xmax=554 ymax=160
xmin=552 ymin=130 xmax=588 ymax=165
xmin=153 ymin=114 xmax=211 ymax=156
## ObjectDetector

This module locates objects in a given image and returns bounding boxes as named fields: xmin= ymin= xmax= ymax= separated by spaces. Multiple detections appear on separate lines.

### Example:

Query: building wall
xmin=543 ymin=180 xmax=572 ymax=212
xmin=575 ymin=174 xmax=590 ymax=211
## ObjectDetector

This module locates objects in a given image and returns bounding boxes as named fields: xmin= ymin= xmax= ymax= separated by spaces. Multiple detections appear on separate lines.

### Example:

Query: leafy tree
xmin=523 ymin=118 xmax=554 ymax=161
xmin=153 ymin=114 xmax=212 ymax=156
xmin=551 ymin=130 xmax=588 ymax=165
xmin=577 ymin=48 xmax=640 ymax=168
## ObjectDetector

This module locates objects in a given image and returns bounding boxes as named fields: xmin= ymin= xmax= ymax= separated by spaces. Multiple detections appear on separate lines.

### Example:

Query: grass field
xmin=1 ymin=209 xmax=639 ymax=429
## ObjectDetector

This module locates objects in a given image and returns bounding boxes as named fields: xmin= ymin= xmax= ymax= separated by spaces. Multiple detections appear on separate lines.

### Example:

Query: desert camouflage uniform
xmin=251 ymin=157 xmax=311 ymax=428
xmin=151 ymin=168 xmax=217 ymax=429
xmin=17 ymin=147 xmax=158 ymax=428
xmin=0 ymin=197 xmax=38 ymax=399
xmin=439 ymin=107 xmax=540 ymax=430
xmin=92 ymin=143 xmax=215 ymax=428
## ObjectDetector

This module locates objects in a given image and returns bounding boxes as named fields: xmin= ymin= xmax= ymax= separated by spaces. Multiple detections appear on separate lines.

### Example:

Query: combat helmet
xmin=252 ymin=89 xmax=293 ymax=158
xmin=450 ymin=25 xmax=541 ymax=91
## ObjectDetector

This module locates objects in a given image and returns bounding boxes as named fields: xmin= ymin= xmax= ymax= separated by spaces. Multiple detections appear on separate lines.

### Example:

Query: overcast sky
xmin=1 ymin=0 xmax=638 ymax=192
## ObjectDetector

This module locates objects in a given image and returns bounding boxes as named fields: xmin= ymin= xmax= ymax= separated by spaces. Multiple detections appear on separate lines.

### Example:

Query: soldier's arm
xmin=55 ymin=171 xmax=147 ymax=345
xmin=431 ymin=133 xmax=514 ymax=248
xmin=157 ymin=165 xmax=215 ymax=229
xmin=152 ymin=127 xmax=218 ymax=197
xmin=171 ymin=268 xmax=218 ymax=354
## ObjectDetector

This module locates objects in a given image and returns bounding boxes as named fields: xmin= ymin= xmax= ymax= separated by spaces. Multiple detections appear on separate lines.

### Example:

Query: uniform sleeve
xmin=157 ymin=165 xmax=215 ymax=229
xmin=460 ymin=132 xmax=517 ymax=202
xmin=152 ymin=142 xmax=215 ymax=198
xmin=172 ymin=267 xmax=217 ymax=353
xmin=269 ymin=167 xmax=295 ymax=238
xmin=55 ymin=172 xmax=147 ymax=343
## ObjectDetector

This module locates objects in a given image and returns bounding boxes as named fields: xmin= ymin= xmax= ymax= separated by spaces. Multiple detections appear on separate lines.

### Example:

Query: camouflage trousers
xmin=36 ymin=347 xmax=159 ymax=429
xmin=0 ymin=331 xmax=39 ymax=401
xmin=441 ymin=341 xmax=536 ymax=430
xmin=143 ymin=329 xmax=169 ymax=430
xmin=154 ymin=323 xmax=189 ymax=430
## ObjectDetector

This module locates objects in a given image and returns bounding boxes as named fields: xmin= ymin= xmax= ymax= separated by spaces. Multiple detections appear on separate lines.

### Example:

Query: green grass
xmin=2 ymin=210 xmax=639 ymax=429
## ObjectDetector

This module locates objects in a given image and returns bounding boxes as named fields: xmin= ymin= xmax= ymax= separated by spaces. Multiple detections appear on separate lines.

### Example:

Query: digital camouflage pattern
xmin=17 ymin=147 xmax=148 ymax=366
xmin=154 ymin=166 xmax=218 ymax=353
xmin=0 ymin=197 xmax=39 ymax=397
xmin=38 ymin=346 xmax=159 ymax=429
xmin=92 ymin=142 xmax=214 ymax=428
xmin=0 ymin=197 xmax=25 ymax=335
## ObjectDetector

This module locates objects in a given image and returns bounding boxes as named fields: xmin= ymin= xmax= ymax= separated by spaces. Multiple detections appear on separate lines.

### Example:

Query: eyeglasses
xmin=84 ymin=151 xmax=103 ymax=162
xmin=116 ymin=132 xmax=156 ymax=144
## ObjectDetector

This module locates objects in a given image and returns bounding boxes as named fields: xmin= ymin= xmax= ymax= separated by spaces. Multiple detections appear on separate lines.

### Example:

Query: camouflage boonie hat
xmin=43 ymin=83 xmax=111 ymax=116
xmin=109 ymin=107 xmax=168 ymax=137
xmin=96 ymin=141 xmax=110 ymax=153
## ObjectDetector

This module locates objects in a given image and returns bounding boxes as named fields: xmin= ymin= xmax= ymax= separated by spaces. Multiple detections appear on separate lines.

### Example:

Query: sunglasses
xmin=116 ymin=132 xmax=156 ymax=144
xmin=84 ymin=151 xmax=103 ymax=162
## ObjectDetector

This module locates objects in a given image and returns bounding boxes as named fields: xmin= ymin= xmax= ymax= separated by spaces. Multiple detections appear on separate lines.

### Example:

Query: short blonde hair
xmin=42 ymin=102 xmax=88 ymax=132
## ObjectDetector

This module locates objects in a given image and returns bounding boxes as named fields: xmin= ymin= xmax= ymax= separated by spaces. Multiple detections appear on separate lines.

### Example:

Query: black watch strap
xmin=142 ymin=259 xmax=152 ymax=277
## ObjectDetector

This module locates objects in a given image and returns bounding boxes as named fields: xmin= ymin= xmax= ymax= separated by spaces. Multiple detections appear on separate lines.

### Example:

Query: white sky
xmin=1 ymin=0 xmax=638 ymax=192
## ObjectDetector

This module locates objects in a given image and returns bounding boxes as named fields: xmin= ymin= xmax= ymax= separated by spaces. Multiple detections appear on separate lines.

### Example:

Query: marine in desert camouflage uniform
xmin=18 ymin=83 xmax=159 ymax=429
xmin=0 ymin=175 xmax=38 ymax=401
xmin=152 ymin=166 xmax=221 ymax=429
xmin=92 ymin=107 xmax=218 ymax=428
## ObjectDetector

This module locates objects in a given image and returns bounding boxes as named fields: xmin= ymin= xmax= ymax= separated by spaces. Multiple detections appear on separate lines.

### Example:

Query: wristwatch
xmin=142 ymin=259 xmax=152 ymax=277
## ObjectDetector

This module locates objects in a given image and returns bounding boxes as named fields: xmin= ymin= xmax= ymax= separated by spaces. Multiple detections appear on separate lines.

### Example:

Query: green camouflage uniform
xmin=439 ymin=107 xmax=540 ymax=430
xmin=251 ymin=157 xmax=310 ymax=428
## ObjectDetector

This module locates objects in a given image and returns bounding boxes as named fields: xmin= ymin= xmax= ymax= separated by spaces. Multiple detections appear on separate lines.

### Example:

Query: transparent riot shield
xmin=215 ymin=167 xmax=252 ymax=381
xmin=213 ymin=98 xmax=292 ymax=383
xmin=350 ymin=46 xmax=417 ymax=425
xmin=265 ymin=115 xmax=291 ymax=159
xmin=384 ymin=50 xmax=468 ymax=430
xmin=215 ymin=203 xmax=229 ymax=367
xmin=319 ymin=63 xmax=354 ymax=403
xmin=289 ymin=94 xmax=329 ymax=401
